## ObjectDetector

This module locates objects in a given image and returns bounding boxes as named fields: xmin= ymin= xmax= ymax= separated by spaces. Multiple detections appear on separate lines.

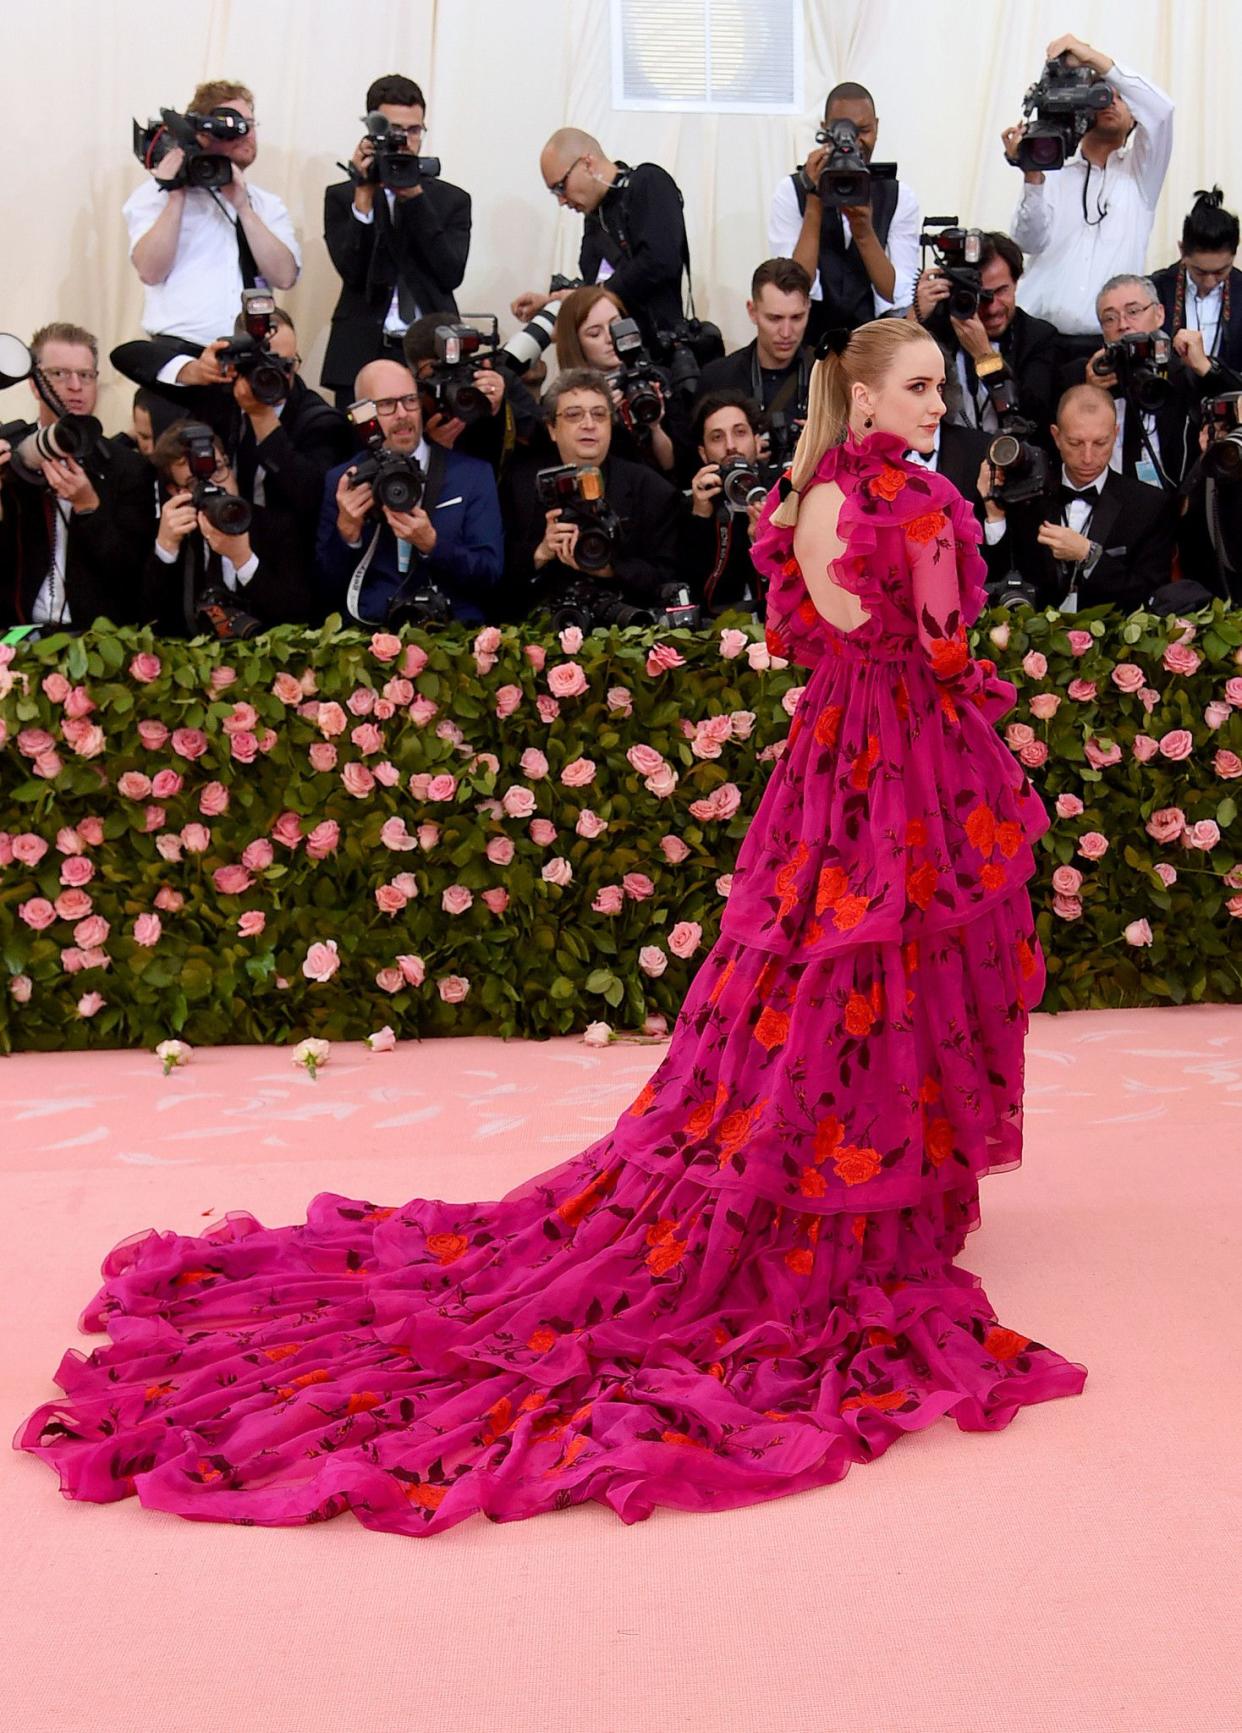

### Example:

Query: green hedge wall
xmin=1 ymin=603 xmax=1240 ymax=1053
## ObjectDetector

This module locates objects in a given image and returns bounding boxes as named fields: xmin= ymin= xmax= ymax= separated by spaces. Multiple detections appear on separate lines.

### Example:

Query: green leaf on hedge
xmin=1217 ymin=797 xmax=1237 ymax=828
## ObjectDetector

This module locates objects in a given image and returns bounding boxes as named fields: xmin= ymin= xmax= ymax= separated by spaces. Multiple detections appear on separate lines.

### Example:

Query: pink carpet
xmin=2 ymin=1007 xmax=1238 ymax=1733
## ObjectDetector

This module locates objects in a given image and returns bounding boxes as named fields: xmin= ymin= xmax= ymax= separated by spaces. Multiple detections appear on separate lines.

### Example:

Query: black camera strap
xmin=750 ymin=348 xmax=810 ymax=420
xmin=344 ymin=444 xmax=448 ymax=625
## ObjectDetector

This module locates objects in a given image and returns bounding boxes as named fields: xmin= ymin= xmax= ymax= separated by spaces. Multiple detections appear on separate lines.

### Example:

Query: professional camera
xmin=346 ymin=400 xmax=426 ymax=512
xmin=0 ymin=412 xmax=104 ymax=487
xmin=920 ymin=222 xmax=991 ymax=321
xmin=761 ymin=409 xmax=805 ymax=487
xmin=653 ymin=317 xmax=725 ymax=402
xmin=351 ymin=111 xmax=441 ymax=190
xmin=1015 ymin=53 xmax=1113 ymax=173
xmin=810 ymin=117 xmax=898 ymax=209
xmin=386 ymin=582 xmax=453 ymax=629
xmin=1090 ymin=330 xmax=1172 ymax=412
xmin=1202 ymin=392 xmax=1242 ymax=481
xmin=194 ymin=589 xmax=264 ymax=640
xmin=975 ymin=369 xmax=1052 ymax=507
xmin=535 ymin=464 xmax=623 ymax=573
xmin=419 ymin=323 xmax=496 ymax=427
xmin=215 ymin=290 xmax=295 ymax=406
xmin=549 ymin=579 xmax=699 ymax=634
xmin=716 ymin=456 xmax=767 ymax=514
xmin=607 ymin=317 xmax=665 ymax=429
xmin=494 ymin=303 xmax=560 ymax=377
xmin=986 ymin=570 xmax=1044 ymax=609
xmin=132 ymin=106 xmax=248 ymax=191
xmin=179 ymin=421 xmax=252 ymax=535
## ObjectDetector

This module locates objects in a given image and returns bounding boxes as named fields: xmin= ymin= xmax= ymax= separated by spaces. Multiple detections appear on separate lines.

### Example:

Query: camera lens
xmin=249 ymin=360 xmax=290 ymax=406
xmin=376 ymin=467 xmax=423 ymax=512
xmin=574 ymin=526 xmax=613 ymax=571
xmin=200 ymin=491 xmax=252 ymax=536
xmin=989 ymin=433 xmax=1022 ymax=469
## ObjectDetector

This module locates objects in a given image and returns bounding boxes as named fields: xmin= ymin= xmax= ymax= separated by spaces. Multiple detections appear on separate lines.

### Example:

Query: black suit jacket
xmin=139 ymin=503 xmax=318 ymax=637
xmin=499 ymin=452 xmax=680 ymax=621
xmin=0 ymin=437 xmax=152 ymax=628
xmin=321 ymin=178 xmax=472 ymax=391
xmin=1152 ymin=262 xmax=1242 ymax=373
xmin=996 ymin=469 xmax=1175 ymax=611
xmin=695 ymin=341 xmax=814 ymax=415
xmin=1058 ymin=352 xmax=1213 ymax=488
xmin=998 ymin=307 xmax=1060 ymax=433
xmin=579 ymin=164 xmax=688 ymax=351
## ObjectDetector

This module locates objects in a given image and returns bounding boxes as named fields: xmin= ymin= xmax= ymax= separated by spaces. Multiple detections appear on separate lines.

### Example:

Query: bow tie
xmin=1060 ymin=484 xmax=1100 ymax=505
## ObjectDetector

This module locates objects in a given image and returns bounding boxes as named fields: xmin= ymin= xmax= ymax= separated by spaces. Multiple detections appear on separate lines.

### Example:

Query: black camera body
xmin=977 ymin=371 xmax=1052 ymax=507
xmin=549 ymin=580 xmax=697 ymax=635
xmin=386 ymin=582 xmax=453 ymax=629
xmin=132 ymin=106 xmax=248 ymax=191
xmin=215 ymin=290 xmax=295 ymax=406
xmin=1 ymin=412 xmax=104 ymax=488
xmin=716 ymin=456 xmax=767 ymax=515
xmin=1016 ymin=54 xmax=1113 ymax=172
xmin=179 ymin=421 xmax=252 ymax=535
xmin=652 ymin=317 xmax=724 ymax=402
xmin=762 ymin=409 xmax=805 ymax=487
xmin=535 ymin=464 xmax=622 ymax=573
xmin=346 ymin=401 xmax=426 ymax=513
xmin=812 ymin=117 xmax=898 ymax=208
xmin=1091 ymin=330 xmax=1172 ymax=412
xmin=1202 ymin=391 xmax=1242 ymax=481
xmin=607 ymin=317 xmax=665 ymax=430
xmin=357 ymin=111 xmax=441 ymax=190
xmin=921 ymin=224 xmax=993 ymax=322
xmin=419 ymin=323 xmax=495 ymax=427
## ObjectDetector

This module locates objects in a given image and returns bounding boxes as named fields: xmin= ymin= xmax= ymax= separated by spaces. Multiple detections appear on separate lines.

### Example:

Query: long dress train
xmin=15 ymin=431 xmax=1088 ymax=1534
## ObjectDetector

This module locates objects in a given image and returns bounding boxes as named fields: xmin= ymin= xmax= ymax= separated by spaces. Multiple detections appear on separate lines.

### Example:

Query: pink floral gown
xmin=16 ymin=431 xmax=1087 ymax=1535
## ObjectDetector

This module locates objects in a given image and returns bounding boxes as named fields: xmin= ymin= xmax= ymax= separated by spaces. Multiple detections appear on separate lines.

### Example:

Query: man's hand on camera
xmin=1038 ymin=521 xmax=1092 ymax=562
xmin=43 ymin=456 xmax=100 ymax=515
xmin=690 ymin=463 xmax=723 ymax=519
xmin=746 ymin=500 xmax=764 ymax=540
xmin=335 ymin=468 xmax=374 ymax=543
xmin=157 ymin=490 xmax=199 ymax=555
xmin=1086 ymin=346 xmax=1118 ymax=390
xmin=1046 ymin=34 xmax=1113 ymax=74
xmin=511 ymin=292 xmax=550 ymax=322
xmin=385 ymin=503 xmax=436 ymax=553
xmin=535 ymin=508 xmax=582 ymax=571
xmin=952 ymin=312 xmax=994 ymax=362
xmin=915 ymin=269 xmax=951 ymax=323
xmin=233 ymin=369 xmax=281 ymax=434
xmin=475 ymin=363 xmax=505 ymax=417
xmin=841 ymin=204 xmax=874 ymax=240
xmin=1002 ymin=121 xmax=1044 ymax=184
xmin=152 ymin=145 xmax=187 ymax=189
xmin=198 ymin=516 xmax=251 ymax=568
xmin=799 ymin=143 xmax=829 ymax=197
xmin=176 ymin=338 xmax=234 ymax=389
xmin=976 ymin=457 xmax=1007 ymax=522
xmin=425 ymin=410 xmax=466 ymax=449
xmin=1173 ymin=328 xmax=1213 ymax=378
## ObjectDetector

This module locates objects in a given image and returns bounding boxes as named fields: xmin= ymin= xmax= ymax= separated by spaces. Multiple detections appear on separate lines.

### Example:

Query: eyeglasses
xmin=547 ymin=155 xmax=585 ymax=197
xmin=1099 ymin=302 xmax=1155 ymax=329
xmin=556 ymin=404 xmax=610 ymax=425
xmin=373 ymin=393 xmax=420 ymax=415
xmin=39 ymin=366 xmax=99 ymax=384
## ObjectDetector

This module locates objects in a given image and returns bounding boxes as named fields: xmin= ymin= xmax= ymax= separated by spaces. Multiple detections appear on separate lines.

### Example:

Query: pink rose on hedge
xmin=638 ymin=945 xmax=668 ymax=977
xmin=314 ymin=701 xmax=346 ymax=739
xmin=1132 ymin=735 xmax=1159 ymax=762
xmin=1052 ymin=893 xmax=1082 ymax=921
xmin=220 ymin=701 xmax=256 ymax=735
xmin=1005 ymin=723 xmax=1035 ymax=749
xmin=12 ymin=832 xmax=49 ymax=866
xmin=717 ymin=874 xmax=734 ymax=897
xmin=1145 ymin=807 xmax=1186 ymax=843
xmin=383 ymin=677 xmax=414 ymax=708
xmin=42 ymin=672 xmax=71 ymax=703
xmin=54 ymin=889 xmax=92 ymax=921
xmin=646 ymin=643 xmax=686 ymax=676
xmin=417 ymin=823 xmax=440 ymax=851
xmin=408 ymin=701 xmax=440 ymax=734
xmin=1144 ymin=687 xmax=1164 ymax=713
xmin=370 ymin=631 xmax=402 ymax=661
xmin=442 ymin=884 xmax=474 ymax=915
xmin=1111 ymin=662 xmax=1145 ymax=693
xmin=374 ymin=761 xmax=400 ymax=789
xmin=133 ymin=913 xmax=162 ymax=947
xmin=1067 ymin=678 xmax=1097 ymax=702
xmin=1028 ymin=693 xmax=1061 ymax=721
xmin=495 ymin=684 xmax=523 ymax=719
xmin=342 ymin=762 xmax=375 ymax=798
xmin=410 ymin=773 xmax=432 ymax=799
xmin=144 ymin=802 xmax=166 ymax=833
xmin=1152 ymin=862 xmax=1177 ymax=887
xmin=781 ymin=685 xmax=806 ymax=719
xmin=607 ymin=687 xmax=633 ymax=715
xmin=137 ymin=719 xmax=170 ymax=751
xmin=60 ymin=947 xmax=88 ymax=972
xmin=77 ymin=992 xmax=105 ymax=1018
xmin=1158 ymin=729 xmax=1194 ymax=762
xmin=1051 ymin=866 xmax=1083 ymax=895
xmin=74 ymin=915 xmax=110 ymax=949
xmin=395 ymin=954 xmax=424 ymax=987
xmin=1185 ymin=819 xmax=1221 ymax=851
xmin=376 ymin=883 xmax=408 ymax=915
xmin=9 ymin=975 xmax=32 ymax=1003
xmin=17 ymin=727 xmax=56 ymax=758
xmin=303 ymin=940 xmax=340 ymax=982
xmin=536 ymin=695 xmax=561 ymax=723
xmin=349 ymin=722 xmax=383 ymax=757
xmin=0 ymin=832 xmax=12 ymax=867
xmin=661 ymin=835 xmax=691 ymax=864
xmin=181 ymin=823 xmax=210 ymax=853
xmin=20 ymin=898 xmax=56 ymax=930
xmin=555 ymin=624 xmax=583 ymax=655
xmin=1223 ymin=674 xmax=1242 ymax=707
xmin=155 ymin=834 xmax=182 ymax=863
xmin=272 ymin=672 xmax=302 ymax=704
xmin=347 ymin=687 xmax=376 ymax=717
xmin=155 ymin=888 xmax=184 ymax=913
xmin=67 ymin=723 xmax=105 ymax=759
xmin=1227 ymin=895 xmax=1242 ymax=918
xmin=519 ymin=748 xmax=549 ymax=781
xmin=1214 ymin=749 xmax=1242 ymax=779
xmin=210 ymin=667 xmax=237 ymax=693
xmin=668 ymin=921 xmax=702 ymax=959
xmin=592 ymin=885 xmax=624 ymax=915
xmin=54 ymin=826 xmax=83 ymax=856
xmin=238 ymin=910 xmax=266 ymax=938
xmin=1084 ymin=737 xmax=1122 ymax=769
xmin=151 ymin=769 xmax=183 ymax=800
xmin=171 ymin=728 xmax=207 ymax=760
xmin=623 ymin=873 xmax=655 ymax=901
xmin=486 ymin=836 xmax=515 ymax=865
xmin=522 ymin=642 xmax=546 ymax=671
xmin=1124 ymin=919 xmax=1154 ymax=947
xmin=576 ymin=810 xmax=608 ymax=839
xmin=60 ymin=855 xmax=94 ymax=887
xmin=719 ymin=627 xmax=748 ymax=659
xmin=129 ymin=653 xmax=161 ymax=683
xmin=242 ymin=838 xmax=276 ymax=872
xmin=1205 ymin=700 xmax=1231 ymax=730
xmin=542 ymin=857 xmax=573 ymax=886
xmin=380 ymin=818 xmax=417 ymax=852
xmin=502 ymin=785 xmax=537 ymax=819
xmin=713 ymin=783 xmax=743 ymax=819
xmin=398 ymin=643 xmax=427 ymax=678
xmin=34 ymin=748 xmax=65 ymax=778
xmin=437 ymin=973 xmax=471 ymax=1003
xmin=76 ymin=818 xmax=103 ymax=847
xmin=547 ymin=662 xmax=589 ymax=699
xmin=308 ymin=742 xmax=337 ymax=773
xmin=1066 ymin=629 xmax=1094 ymax=655
xmin=482 ymin=887 xmax=509 ymax=915
xmin=117 ymin=771 xmax=152 ymax=801
xmin=197 ymin=781 xmax=228 ymax=817
xmin=229 ymin=731 xmax=258 ymax=764
xmin=560 ymin=756 xmax=597 ymax=788
xmin=1162 ymin=642 xmax=1201 ymax=677
xmin=213 ymin=865 xmax=254 ymax=896
xmin=1022 ymin=650 xmax=1048 ymax=680
xmin=1077 ymin=831 xmax=1109 ymax=860
xmin=627 ymin=743 xmax=665 ymax=777
xmin=391 ymin=872 xmax=418 ymax=899
xmin=376 ymin=967 xmax=403 ymax=994
xmin=529 ymin=818 xmax=557 ymax=846
xmin=426 ymin=774 xmax=458 ymax=801
xmin=271 ymin=810 xmax=302 ymax=849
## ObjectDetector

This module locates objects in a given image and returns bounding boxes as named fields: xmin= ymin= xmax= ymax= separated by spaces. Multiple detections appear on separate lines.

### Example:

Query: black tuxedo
xmin=995 ymin=469 xmax=1175 ymax=611
xmin=1152 ymin=263 xmax=1242 ymax=374
xmin=321 ymin=178 xmax=472 ymax=393
xmin=139 ymin=504 xmax=317 ymax=637
xmin=0 ymin=437 xmax=152 ymax=628
xmin=499 ymin=452 xmax=680 ymax=621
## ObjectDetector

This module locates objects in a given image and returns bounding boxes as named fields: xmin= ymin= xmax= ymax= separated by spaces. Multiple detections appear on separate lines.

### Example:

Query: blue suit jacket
xmin=316 ymin=445 xmax=503 ymax=626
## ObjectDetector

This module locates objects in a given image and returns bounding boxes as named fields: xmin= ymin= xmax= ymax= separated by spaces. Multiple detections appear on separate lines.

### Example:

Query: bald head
xmin=355 ymin=358 xmax=416 ymax=403
xmin=353 ymin=358 xmax=422 ymax=452
xmin=539 ymin=127 xmax=614 ymax=213
xmin=1053 ymin=383 xmax=1117 ymax=487
xmin=1057 ymin=382 xmax=1117 ymax=426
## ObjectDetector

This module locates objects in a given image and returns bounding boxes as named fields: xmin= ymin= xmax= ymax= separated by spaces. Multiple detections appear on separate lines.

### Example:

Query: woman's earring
xmin=863 ymin=415 xmax=873 ymax=429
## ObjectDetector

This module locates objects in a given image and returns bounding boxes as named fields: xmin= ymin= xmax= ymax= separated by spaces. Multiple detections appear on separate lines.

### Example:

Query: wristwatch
xmin=973 ymin=353 xmax=1005 ymax=379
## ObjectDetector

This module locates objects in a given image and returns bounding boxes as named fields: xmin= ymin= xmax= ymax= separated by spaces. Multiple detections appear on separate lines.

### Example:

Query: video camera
xmin=1015 ymin=53 xmax=1113 ymax=173
xmin=920 ymin=222 xmax=991 ymax=322
xmin=349 ymin=111 xmax=441 ymax=191
xmin=607 ymin=317 xmax=665 ymax=430
xmin=132 ymin=106 xmax=249 ymax=191
xmin=178 ymin=421 xmax=252 ymax=535
xmin=809 ymin=117 xmax=897 ymax=209
xmin=1202 ymin=391 xmax=1242 ymax=481
xmin=419 ymin=321 xmax=497 ymax=427
xmin=215 ymin=290 xmax=295 ymax=406
xmin=345 ymin=400 xmax=426 ymax=513
xmin=1090 ymin=330 xmax=1172 ymax=412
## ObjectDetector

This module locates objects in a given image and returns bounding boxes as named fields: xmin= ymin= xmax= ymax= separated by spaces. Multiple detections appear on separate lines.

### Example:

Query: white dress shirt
xmin=1111 ymin=399 xmax=1163 ymax=487
xmin=124 ymin=180 xmax=302 ymax=343
xmin=767 ymin=177 xmax=921 ymax=315
xmin=32 ymin=500 xmax=73 ymax=625
xmin=1010 ymin=61 xmax=1174 ymax=335
xmin=153 ymin=532 xmax=259 ymax=589
xmin=350 ymin=190 xmax=424 ymax=335
xmin=1183 ymin=277 xmax=1223 ymax=358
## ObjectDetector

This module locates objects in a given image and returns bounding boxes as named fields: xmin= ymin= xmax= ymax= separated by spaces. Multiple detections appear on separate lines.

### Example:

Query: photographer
xmin=767 ymin=82 xmax=920 ymax=343
xmin=499 ymin=368 xmax=679 ymax=621
xmin=125 ymin=80 xmax=300 ymax=346
xmin=680 ymin=391 xmax=766 ymax=618
xmin=982 ymin=384 xmax=1173 ymax=611
xmin=322 ymin=75 xmax=472 ymax=411
xmin=0 ymin=323 xmax=150 ymax=630
xmin=141 ymin=420 xmax=316 ymax=637
xmin=552 ymin=286 xmax=680 ymax=475
xmin=402 ymin=312 xmax=540 ymax=479
xmin=1175 ymin=410 xmax=1242 ymax=606
xmin=697 ymin=259 xmax=814 ymax=421
xmin=912 ymin=231 xmax=1058 ymax=433
xmin=511 ymin=131 xmax=690 ymax=354
xmin=316 ymin=359 xmax=502 ymax=628
xmin=1152 ymin=188 xmax=1242 ymax=374
xmin=1004 ymin=34 xmax=1173 ymax=346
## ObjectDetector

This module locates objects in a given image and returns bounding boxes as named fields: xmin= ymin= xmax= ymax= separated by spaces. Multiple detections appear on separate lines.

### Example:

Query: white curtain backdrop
xmin=0 ymin=0 xmax=1231 ymax=428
